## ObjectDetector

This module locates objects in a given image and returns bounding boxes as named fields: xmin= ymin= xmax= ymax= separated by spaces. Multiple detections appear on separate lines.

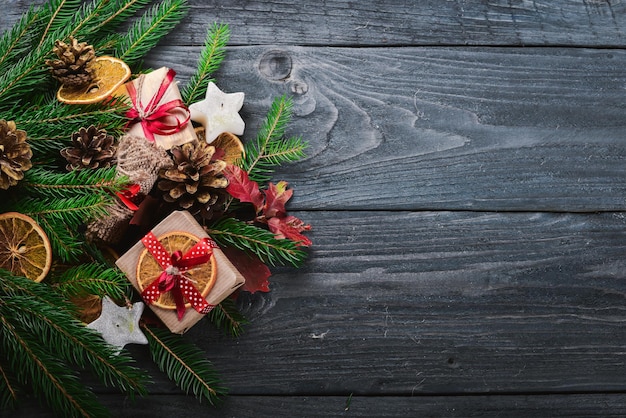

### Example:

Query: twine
xmin=86 ymin=134 xmax=172 ymax=244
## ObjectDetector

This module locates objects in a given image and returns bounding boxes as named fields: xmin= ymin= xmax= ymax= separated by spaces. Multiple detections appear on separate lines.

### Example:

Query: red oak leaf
xmin=263 ymin=181 xmax=293 ymax=219
xmin=221 ymin=246 xmax=271 ymax=293
xmin=268 ymin=216 xmax=312 ymax=247
xmin=223 ymin=164 xmax=264 ymax=212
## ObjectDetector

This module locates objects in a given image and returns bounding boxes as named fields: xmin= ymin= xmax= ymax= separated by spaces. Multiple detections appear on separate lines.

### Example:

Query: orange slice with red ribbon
xmin=135 ymin=231 xmax=216 ymax=311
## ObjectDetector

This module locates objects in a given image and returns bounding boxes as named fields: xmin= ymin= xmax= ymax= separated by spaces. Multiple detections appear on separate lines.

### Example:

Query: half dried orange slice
xmin=195 ymin=127 xmax=245 ymax=164
xmin=0 ymin=212 xmax=52 ymax=282
xmin=135 ymin=231 xmax=216 ymax=310
xmin=57 ymin=56 xmax=131 ymax=104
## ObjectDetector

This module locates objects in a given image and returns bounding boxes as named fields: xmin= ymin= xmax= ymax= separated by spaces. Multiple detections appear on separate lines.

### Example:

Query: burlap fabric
xmin=86 ymin=135 xmax=171 ymax=244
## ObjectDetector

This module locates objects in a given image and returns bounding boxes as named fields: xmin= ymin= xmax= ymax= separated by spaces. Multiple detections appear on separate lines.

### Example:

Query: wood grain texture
xmin=2 ymin=1 xmax=626 ymax=417
xmin=13 ymin=394 xmax=626 ymax=417
xmin=175 ymin=211 xmax=626 ymax=396
xmin=144 ymin=45 xmax=626 ymax=212
xmin=5 ymin=0 xmax=626 ymax=47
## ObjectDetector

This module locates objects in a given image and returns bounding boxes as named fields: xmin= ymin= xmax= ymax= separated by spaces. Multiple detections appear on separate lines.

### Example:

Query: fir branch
xmin=0 ymin=6 xmax=40 ymax=73
xmin=52 ymin=263 xmax=129 ymax=300
xmin=38 ymin=0 xmax=83 ymax=48
xmin=0 ymin=46 xmax=52 ymax=111
xmin=206 ymin=298 xmax=248 ymax=337
xmin=85 ymin=0 xmax=153 ymax=34
xmin=182 ymin=22 xmax=230 ymax=105
xmin=1 ymin=272 xmax=149 ymax=400
xmin=23 ymin=167 xmax=126 ymax=200
xmin=0 ymin=359 xmax=20 ymax=410
xmin=7 ymin=194 xmax=114 ymax=261
xmin=239 ymin=95 xmax=307 ymax=183
xmin=208 ymin=217 xmax=307 ymax=267
xmin=0 ymin=306 xmax=107 ymax=417
xmin=14 ymin=98 xmax=129 ymax=139
xmin=143 ymin=325 xmax=226 ymax=405
xmin=115 ymin=0 xmax=189 ymax=67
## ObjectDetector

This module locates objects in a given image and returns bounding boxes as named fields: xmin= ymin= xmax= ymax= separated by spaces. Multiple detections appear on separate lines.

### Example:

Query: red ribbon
xmin=126 ymin=68 xmax=191 ymax=142
xmin=140 ymin=231 xmax=218 ymax=320
xmin=115 ymin=183 xmax=141 ymax=211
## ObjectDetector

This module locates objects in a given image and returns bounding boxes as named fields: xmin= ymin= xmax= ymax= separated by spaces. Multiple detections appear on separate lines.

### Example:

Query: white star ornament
xmin=87 ymin=296 xmax=148 ymax=354
xmin=189 ymin=82 xmax=245 ymax=143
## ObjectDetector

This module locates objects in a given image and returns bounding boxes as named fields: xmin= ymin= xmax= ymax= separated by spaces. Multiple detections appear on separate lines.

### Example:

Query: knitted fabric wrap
xmin=116 ymin=134 xmax=171 ymax=195
xmin=86 ymin=135 xmax=172 ymax=244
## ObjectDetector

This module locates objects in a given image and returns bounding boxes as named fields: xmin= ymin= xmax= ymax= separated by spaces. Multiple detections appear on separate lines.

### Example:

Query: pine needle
xmin=1 ymin=272 xmax=149 ymax=400
xmin=182 ymin=22 xmax=230 ymax=105
xmin=208 ymin=217 xmax=308 ymax=267
xmin=239 ymin=95 xmax=307 ymax=183
xmin=206 ymin=298 xmax=248 ymax=337
xmin=51 ymin=263 xmax=130 ymax=299
xmin=115 ymin=0 xmax=189 ymax=67
xmin=143 ymin=325 xmax=226 ymax=405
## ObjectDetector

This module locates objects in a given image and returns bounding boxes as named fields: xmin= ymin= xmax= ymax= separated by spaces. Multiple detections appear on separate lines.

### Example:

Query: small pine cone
xmin=61 ymin=125 xmax=117 ymax=171
xmin=157 ymin=140 xmax=229 ymax=219
xmin=0 ymin=120 xmax=32 ymax=190
xmin=45 ymin=36 xmax=96 ymax=88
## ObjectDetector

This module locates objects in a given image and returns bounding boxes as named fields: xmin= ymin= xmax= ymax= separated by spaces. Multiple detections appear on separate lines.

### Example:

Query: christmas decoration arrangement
xmin=0 ymin=1 xmax=310 ymax=417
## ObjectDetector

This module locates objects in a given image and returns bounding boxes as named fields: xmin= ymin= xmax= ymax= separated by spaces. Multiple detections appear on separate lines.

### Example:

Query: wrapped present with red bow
xmin=116 ymin=210 xmax=245 ymax=333
xmin=123 ymin=67 xmax=197 ymax=150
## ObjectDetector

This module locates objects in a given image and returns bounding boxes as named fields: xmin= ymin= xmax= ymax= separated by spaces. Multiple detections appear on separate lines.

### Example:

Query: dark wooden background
xmin=5 ymin=0 xmax=626 ymax=416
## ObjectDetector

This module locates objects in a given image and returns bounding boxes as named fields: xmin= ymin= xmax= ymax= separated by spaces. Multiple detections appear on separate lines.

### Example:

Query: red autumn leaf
xmin=221 ymin=246 xmax=271 ymax=293
xmin=223 ymin=164 xmax=264 ymax=212
xmin=263 ymin=181 xmax=293 ymax=219
xmin=268 ymin=216 xmax=312 ymax=247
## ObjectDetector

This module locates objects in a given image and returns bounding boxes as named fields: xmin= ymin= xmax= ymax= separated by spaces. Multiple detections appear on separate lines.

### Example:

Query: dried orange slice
xmin=57 ymin=56 xmax=131 ymax=104
xmin=0 ymin=212 xmax=52 ymax=282
xmin=195 ymin=127 xmax=245 ymax=164
xmin=135 ymin=231 xmax=216 ymax=310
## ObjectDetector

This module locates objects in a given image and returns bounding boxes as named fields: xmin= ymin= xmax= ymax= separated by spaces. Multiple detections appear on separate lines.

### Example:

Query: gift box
xmin=123 ymin=67 xmax=197 ymax=150
xmin=116 ymin=210 xmax=245 ymax=333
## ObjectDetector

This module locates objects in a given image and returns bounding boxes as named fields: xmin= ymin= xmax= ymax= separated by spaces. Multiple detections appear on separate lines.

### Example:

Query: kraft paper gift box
xmin=116 ymin=210 xmax=245 ymax=334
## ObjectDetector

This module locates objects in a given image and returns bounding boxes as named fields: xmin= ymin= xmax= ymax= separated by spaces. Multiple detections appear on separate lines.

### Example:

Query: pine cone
xmin=157 ymin=140 xmax=229 ymax=219
xmin=0 ymin=120 xmax=32 ymax=190
xmin=61 ymin=125 xmax=117 ymax=171
xmin=45 ymin=36 xmax=96 ymax=88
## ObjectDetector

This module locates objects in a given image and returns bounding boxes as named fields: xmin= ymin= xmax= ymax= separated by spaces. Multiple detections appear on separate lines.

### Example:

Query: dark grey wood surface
xmin=5 ymin=0 xmax=626 ymax=416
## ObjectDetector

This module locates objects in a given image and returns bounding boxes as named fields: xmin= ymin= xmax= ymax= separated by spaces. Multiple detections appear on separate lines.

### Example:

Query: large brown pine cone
xmin=157 ymin=140 xmax=229 ymax=219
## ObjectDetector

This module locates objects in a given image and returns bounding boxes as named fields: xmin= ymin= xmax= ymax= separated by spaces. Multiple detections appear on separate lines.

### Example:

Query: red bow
xmin=115 ymin=183 xmax=141 ymax=211
xmin=140 ymin=231 xmax=218 ymax=320
xmin=126 ymin=68 xmax=191 ymax=142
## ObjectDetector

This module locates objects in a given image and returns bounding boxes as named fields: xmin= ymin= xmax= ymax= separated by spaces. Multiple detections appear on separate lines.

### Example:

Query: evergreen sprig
xmin=0 ymin=271 xmax=149 ymax=416
xmin=208 ymin=217 xmax=308 ymax=267
xmin=7 ymin=193 xmax=114 ymax=261
xmin=51 ymin=263 xmax=130 ymax=300
xmin=22 ymin=167 xmax=126 ymax=199
xmin=0 ymin=6 xmax=40 ymax=74
xmin=182 ymin=22 xmax=230 ymax=105
xmin=239 ymin=95 xmax=307 ymax=183
xmin=143 ymin=325 xmax=226 ymax=405
xmin=115 ymin=0 xmax=189 ymax=67
xmin=14 ymin=99 xmax=129 ymax=153
xmin=206 ymin=298 xmax=248 ymax=337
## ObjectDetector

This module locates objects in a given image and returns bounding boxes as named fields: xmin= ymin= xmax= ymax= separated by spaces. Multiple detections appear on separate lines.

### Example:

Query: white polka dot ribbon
xmin=140 ymin=231 xmax=218 ymax=320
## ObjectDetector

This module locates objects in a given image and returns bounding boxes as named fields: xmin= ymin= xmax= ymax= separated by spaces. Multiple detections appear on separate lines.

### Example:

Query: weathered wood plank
xmin=143 ymin=45 xmax=626 ymax=212
xmin=10 ymin=210 xmax=626 ymax=415
xmin=13 ymin=394 xmax=626 ymax=417
xmin=5 ymin=0 xmax=626 ymax=47
xmin=173 ymin=211 xmax=626 ymax=395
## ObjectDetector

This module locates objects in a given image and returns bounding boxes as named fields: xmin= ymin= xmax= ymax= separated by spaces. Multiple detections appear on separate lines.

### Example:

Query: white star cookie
xmin=189 ymin=82 xmax=245 ymax=143
xmin=87 ymin=296 xmax=148 ymax=354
